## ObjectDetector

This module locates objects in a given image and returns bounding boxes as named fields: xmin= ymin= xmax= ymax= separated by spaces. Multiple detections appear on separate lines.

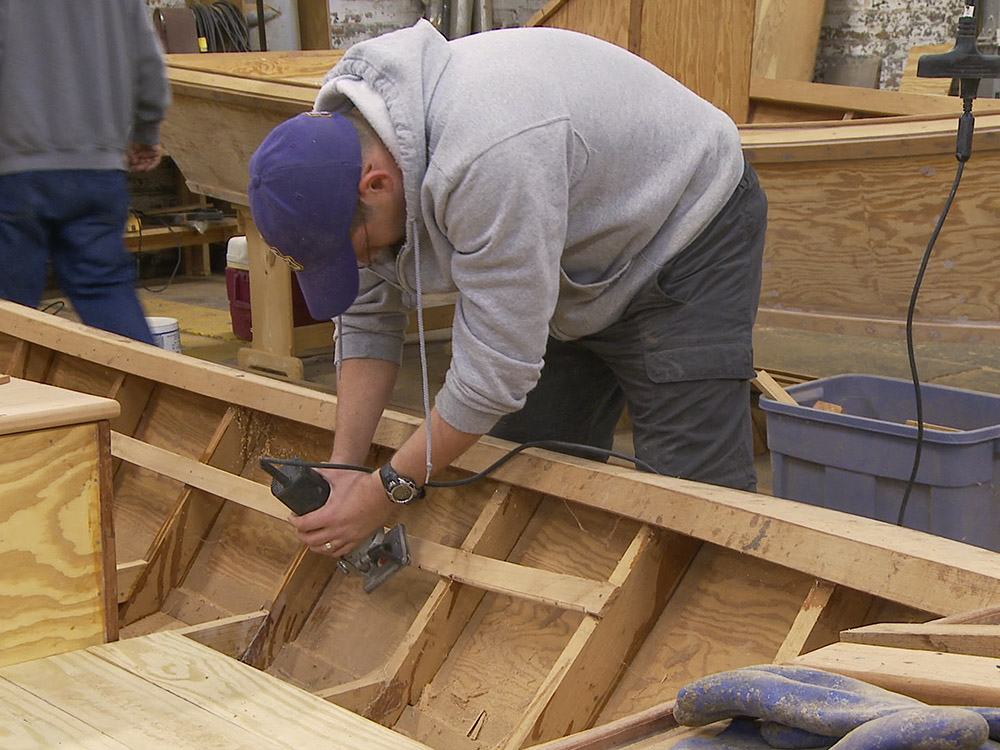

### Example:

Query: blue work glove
xmin=672 ymin=664 xmax=1000 ymax=750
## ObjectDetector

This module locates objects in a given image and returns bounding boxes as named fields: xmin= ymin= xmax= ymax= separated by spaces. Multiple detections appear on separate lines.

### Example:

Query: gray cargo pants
xmin=489 ymin=160 xmax=767 ymax=491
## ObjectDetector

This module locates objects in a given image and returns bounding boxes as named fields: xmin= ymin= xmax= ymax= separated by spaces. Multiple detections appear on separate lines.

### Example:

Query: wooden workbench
xmin=163 ymin=51 xmax=342 ymax=378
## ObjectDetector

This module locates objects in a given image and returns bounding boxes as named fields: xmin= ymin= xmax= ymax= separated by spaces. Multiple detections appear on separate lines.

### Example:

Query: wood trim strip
xmin=110 ymin=431 xmax=617 ymax=615
xmin=97 ymin=421 xmax=119 ymax=643
xmin=841 ymin=622 xmax=1000 ymax=658
xmin=791 ymin=642 xmax=1000 ymax=705
xmin=773 ymin=580 xmax=837 ymax=663
xmin=522 ymin=700 xmax=677 ymax=750
xmin=407 ymin=537 xmax=617 ymax=616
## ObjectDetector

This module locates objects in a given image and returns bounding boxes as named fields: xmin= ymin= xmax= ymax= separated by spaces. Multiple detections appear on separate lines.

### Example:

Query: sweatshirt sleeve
xmin=335 ymin=267 xmax=411 ymax=364
xmin=427 ymin=121 xmax=572 ymax=435
xmin=130 ymin=1 xmax=170 ymax=146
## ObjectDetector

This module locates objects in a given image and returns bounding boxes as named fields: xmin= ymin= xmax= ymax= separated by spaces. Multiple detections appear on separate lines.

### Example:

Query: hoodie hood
xmin=314 ymin=19 xmax=449 ymax=256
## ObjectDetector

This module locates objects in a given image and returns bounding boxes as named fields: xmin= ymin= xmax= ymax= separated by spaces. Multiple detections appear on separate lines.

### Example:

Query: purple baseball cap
xmin=248 ymin=111 xmax=363 ymax=320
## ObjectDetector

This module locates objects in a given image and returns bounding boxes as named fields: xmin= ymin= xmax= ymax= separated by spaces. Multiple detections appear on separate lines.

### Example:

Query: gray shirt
xmin=318 ymin=20 xmax=744 ymax=435
xmin=0 ymin=0 xmax=170 ymax=175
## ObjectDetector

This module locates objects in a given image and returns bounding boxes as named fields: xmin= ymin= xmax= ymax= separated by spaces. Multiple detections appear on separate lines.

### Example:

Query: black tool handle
xmin=259 ymin=457 xmax=330 ymax=515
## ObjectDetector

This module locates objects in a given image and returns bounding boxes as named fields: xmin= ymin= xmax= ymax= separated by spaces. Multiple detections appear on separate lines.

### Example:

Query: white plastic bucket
xmin=146 ymin=316 xmax=181 ymax=353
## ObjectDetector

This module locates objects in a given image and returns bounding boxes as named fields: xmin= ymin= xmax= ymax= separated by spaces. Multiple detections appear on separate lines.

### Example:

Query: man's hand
xmin=287 ymin=468 xmax=391 ymax=557
xmin=128 ymin=141 xmax=163 ymax=171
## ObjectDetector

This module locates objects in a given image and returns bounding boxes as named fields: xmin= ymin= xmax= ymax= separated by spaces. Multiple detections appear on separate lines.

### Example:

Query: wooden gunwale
xmin=742 ymin=106 xmax=1000 ymax=163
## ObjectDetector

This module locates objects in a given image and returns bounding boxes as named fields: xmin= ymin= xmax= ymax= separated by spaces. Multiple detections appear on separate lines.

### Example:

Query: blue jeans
xmin=490 ymin=162 xmax=768 ymax=491
xmin=0 ymin=170 xmax=153 ymax=344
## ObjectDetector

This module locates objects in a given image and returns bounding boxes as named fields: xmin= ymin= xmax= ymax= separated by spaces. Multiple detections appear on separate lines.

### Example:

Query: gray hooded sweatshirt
xmin=317 ymin=19 xmax=744 ymax=436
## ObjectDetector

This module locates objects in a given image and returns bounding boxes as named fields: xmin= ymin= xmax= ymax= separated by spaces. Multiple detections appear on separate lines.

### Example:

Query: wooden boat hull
xmin=163 ymin=52 xmax=1000 ymax=362
xmin=3 ymin=300 xmax=1000 ymax=748
xmin=745 ymin=105 xmax=1000 ymax=345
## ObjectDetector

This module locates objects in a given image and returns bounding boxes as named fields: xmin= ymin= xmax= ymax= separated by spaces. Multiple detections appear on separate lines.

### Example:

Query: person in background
xmin=0 ymin=0 xmax=171 ymax=344
xmin=247 ymin=20 xmax=768 ymax=558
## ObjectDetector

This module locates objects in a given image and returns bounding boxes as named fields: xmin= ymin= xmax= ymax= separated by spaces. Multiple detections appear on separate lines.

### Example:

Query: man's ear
xmin=358 ymin=166 xmax=396 ymax=200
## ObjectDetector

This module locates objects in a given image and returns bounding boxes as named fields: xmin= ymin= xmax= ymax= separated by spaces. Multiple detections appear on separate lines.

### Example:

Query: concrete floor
xmin=129 ymin=273 xmax=1000 ymax=393
xmin=42 ymin=270 xmax=1000 ymax=498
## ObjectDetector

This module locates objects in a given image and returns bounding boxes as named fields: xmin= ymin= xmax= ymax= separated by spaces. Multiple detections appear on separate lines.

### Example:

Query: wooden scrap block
xmin=789 ymin=642 xmax=1000 ymax=705
xmin=753 ymin=370 xmax=798 ymax=405
xmin=905 ymin=419 xmax=961 ymax=432
xmin=812 ymin=400 xmax=843 ymax=413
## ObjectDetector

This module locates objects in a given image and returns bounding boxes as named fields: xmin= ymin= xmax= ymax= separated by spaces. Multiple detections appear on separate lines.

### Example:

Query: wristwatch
xmin=379 ymin=461 xmax=425 ymax=504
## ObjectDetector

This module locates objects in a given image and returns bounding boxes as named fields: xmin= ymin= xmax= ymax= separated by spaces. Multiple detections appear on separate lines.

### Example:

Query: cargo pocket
xmin=644 ymin=341 xmax=754 ymax=384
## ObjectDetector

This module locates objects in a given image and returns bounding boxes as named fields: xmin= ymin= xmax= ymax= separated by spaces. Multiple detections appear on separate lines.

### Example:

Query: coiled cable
xmin=190 ymin=2 xmax=250 ymax=52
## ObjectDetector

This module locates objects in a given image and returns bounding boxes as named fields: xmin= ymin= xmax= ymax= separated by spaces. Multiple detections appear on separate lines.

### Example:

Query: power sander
xmin=259 ymin=457 xmax=410 ymax=593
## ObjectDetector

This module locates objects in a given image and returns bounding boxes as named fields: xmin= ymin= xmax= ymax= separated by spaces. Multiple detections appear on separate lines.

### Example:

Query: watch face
xmin=389 ymin=482 xmax=415 ymax=502
xmin=381 ymin=462 xmax=422 ymax=504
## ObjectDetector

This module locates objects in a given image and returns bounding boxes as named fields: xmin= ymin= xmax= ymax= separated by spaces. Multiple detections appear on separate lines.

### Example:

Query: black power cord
xmin=263 ymin=439 xmax=660 ymax=490
xmin=128 ymin=208 xmax=184 ymax=294
xmin=898 ymin=160 xmax=965 ymax=525
xmin=899 ymin=1 xmax=1000 ymax=525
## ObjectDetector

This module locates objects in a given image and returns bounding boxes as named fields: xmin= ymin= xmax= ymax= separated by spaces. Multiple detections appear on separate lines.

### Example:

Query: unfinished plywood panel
xmin=529 ymin=0 xmax=754 ymax=121
xmin=0 ymin=425 xmax=112 ymax=667
xmin=596 ymin=544 xmax=812 ymax=724
xmin=0 ymin=631 xmax=432 ymax=750
xmin=637 ymin=0 xmax=756 ymax=123
xmin=530 ymin=0 xmax=632 ymax=49
xmin=900 ymin=42 xmax=954 ymax=95
xmin=161 ymin=75 xmax=312 ymax=205
xmin=752 ymin=0 xmax=825 ymax=81
xmin=751 ymin=146 xmax=1000 ymax=335
xmin=0 ymin=380 xmax=118 ymax=667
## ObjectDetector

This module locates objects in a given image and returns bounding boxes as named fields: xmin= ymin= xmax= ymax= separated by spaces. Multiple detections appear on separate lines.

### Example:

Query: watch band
xmin=379 ymin=461 xmax=425 ymax=505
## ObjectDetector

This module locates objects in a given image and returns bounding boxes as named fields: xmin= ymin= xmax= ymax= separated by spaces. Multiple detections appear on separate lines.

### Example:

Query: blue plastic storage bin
xmin=759 ymin=373 xmax=1000 ymax=551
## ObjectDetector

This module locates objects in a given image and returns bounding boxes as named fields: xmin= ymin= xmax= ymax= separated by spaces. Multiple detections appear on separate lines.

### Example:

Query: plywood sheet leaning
xmin=752 ymin=0 xmax=826 ymax=81
xmin=900 ymin=43 xmax=954 ymax=96
xmin=528 ymin=0 xmax=756 ymax=123
xmin=526 ymin=0 xmax=632 ymax=50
